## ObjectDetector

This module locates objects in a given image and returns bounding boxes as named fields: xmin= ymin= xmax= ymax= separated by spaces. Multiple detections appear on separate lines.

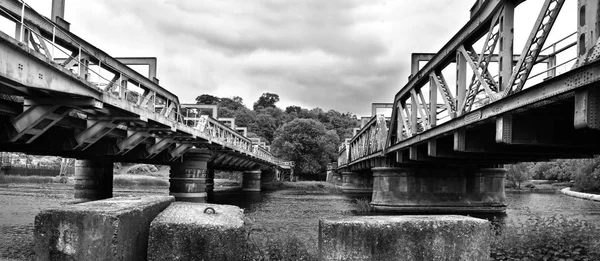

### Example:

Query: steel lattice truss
xmin=339 ymin=0 xmax=600 ymax=169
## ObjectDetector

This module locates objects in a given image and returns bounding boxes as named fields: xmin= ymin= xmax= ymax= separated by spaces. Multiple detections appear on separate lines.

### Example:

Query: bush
xmin=354 ymin=198 xmax=372 ymax=213
xmin=491 ymin=213 xmax=600 ymax=260
xmin=126 ymin=164 xmax=159 ymax=174
xmin=573 ymin=157 xmax=600 ymax=193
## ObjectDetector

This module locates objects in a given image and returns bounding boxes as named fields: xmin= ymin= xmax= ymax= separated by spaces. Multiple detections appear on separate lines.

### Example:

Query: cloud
xmin=23 ymin=0 xmax=515 ymax=116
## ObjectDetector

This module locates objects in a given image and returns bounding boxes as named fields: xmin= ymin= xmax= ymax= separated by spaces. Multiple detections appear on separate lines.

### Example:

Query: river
xmin=208 ymin=188 xmax=600 ymax=255
xmin=1 ymin=183 xmax=600 ymax=259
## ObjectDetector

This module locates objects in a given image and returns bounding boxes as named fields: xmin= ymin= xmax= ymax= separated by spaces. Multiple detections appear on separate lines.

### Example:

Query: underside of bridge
xmin=335 ymin=0 xmax=600 ymax=213
xmin=0 ymin=0 xmax=291 ymax=202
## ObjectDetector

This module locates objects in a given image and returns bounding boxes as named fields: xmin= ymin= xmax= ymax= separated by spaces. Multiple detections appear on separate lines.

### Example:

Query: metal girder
xmin=461 ymin=8 xmax=502 ymax=115
xmin=146 ymin=137 xmax=175 ymax=159
xmin=72 ymin=120 xmax=118 ymax=150
xmin=457 ymin=45 xmax=499 ymax=105
xmin=0 ymin=0 xmax=179 ymax=103
xmin=503 ymin=0 xmax=565 ymax=96
xmin=0 ymin=34 xmax=101 ymax=98
xmin=210 ymin=154 xmax=228 ymax=165
xmin=11 ymin=105 xmax=72 ymax=143
xmin=574 ymin=85 xmax=600 ymax=130
xmin=385 ymin=59 xmax=600 ymax=154
xmin=169 ymin=143 xmax=192 ymax=161
xmin=24 ymin=97 xmax=103 ymax=109
xmin=116 ymin=131 xmax=151 ymax=155
xmin=430 ymin=71 xmax=456 ymax=117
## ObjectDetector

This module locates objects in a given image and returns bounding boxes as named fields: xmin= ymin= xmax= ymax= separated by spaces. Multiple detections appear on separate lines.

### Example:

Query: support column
xmin=205 ymin=168 xmax=215 ymax=193
xmin=341 ymin=171 xmax=373 ymax=194
xmin=371 ymin=166 xmax=506 ymax=213
xmin=169 ymin=149 xmax=211 ymax=202
xmin=74 ymin=159 xmax=113 ymax=201
xmin=469 ymin=168 xmax=506 ymax=206
xmin=332 ymin=171 xmax=342 ymax=186
xmin=242 ymin=169 xmax=261 ymax=192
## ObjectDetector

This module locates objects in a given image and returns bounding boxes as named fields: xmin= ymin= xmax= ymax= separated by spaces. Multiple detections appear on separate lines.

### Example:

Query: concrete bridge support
xmin=332 ymin=171 xmax=342 ymax=186
xmin=370 ymin=166 xmax=506 ymax=213
xmin=341 ymin=171 xmax=373 ymax=194
xmin=242 ymin=169 xmax=261 ymax=192
xmin=169 ymin=149 xmax=211 ymax=202
xmin=74 ymin=159 xmax=113 ymax=201
xmin=205 ymin=169 xmax=215 ymax=193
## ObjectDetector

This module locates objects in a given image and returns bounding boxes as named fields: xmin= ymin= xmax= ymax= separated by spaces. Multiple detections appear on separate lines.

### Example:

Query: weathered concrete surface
xmin=34 ymin=195 xmax=174 ymax=261
xmin=319 ymin=215 xmax=491 ymax=261
xmin=561 ymin=187 xmax=600 ymax=201
xmin=147 ymin=202 xmax=246 ymax=261
xmin=371 ymin=167 xmax=506 ymax=213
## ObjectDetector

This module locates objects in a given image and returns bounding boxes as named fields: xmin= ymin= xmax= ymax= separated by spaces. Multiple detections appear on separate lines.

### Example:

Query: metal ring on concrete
xmin=204 ymin=207 xmax=216 ymax=214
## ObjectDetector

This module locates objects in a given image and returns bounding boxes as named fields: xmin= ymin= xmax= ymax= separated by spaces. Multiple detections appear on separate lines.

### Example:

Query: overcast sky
xmin=22 ymin=0 xmax=576 ymax=117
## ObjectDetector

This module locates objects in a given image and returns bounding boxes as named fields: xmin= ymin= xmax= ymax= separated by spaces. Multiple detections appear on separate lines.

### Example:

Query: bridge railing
xmin=179 ymin=111 xmax=280 ymax=162
xmin=337 ymin=141 xmax=348 ymax=168
xmin=347 ymin=115 xmax=388 ymax=163
xmin=383 ymin=0 xmax=576 ymax=154
xmin=0 ymin=0 xmax=281 ymax=165
xmin=0 ymin=0 xmax=183 ymax=121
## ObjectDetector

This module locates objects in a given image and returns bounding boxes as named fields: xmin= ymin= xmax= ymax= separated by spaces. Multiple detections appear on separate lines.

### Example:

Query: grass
xmin=491 ymin=213 xmax=600 ymax=260
xmin=0 ymin=175 xmax=56 ymax=184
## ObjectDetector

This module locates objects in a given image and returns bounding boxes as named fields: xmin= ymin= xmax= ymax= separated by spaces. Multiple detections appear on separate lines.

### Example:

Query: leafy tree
xmin=195 ymin=94 xmax=220 ymax=105
xmin=285 ymin=105 xmax=302 ymax=114
xmin=232 ymin=96 xmax=244 ymax=104
xmin=572 ymin=156 xmax=600 ymax=192
xmin=219 ymin=97 xmax=245 ymax=111
xmin=254 ymin=107 xmax=288 ymax=143
xmin=271 ymin=119 xmax=340 ymax=179
xmin=506 ymin=163 xmax=531 ymax=189
xmin=253 ymin=93 xmax=280 ymax=110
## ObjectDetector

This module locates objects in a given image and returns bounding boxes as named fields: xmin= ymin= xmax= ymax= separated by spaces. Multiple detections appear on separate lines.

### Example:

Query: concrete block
xmin=147 ymin=202 xmax=246 ymax=261
xmin=319 ymin=215 xmax=491 ymax=261
xmin=34 ymin=196 xmax=174 ymax=261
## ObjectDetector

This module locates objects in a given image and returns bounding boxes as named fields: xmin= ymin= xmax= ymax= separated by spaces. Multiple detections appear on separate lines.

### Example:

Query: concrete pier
xmin=147 ymin=202 xmax=246 ymax=261
xmin=371 ymin=166 xmax=506 ymax=213
xmin=169 ymin=149 xmax=211 ymax=202
xmin=242 ymin=169 xmax=262 ymax=192
xmin=206 ymin=168 xmax=215 ymax=193
xmin=341 ymin=171 xmax=373 ymax=194
xmin=332 ymin=171 xmax=342 ymax=186
xmin=73 ymin=159 xmax=113 ymax=201
xmin=319 ymin=215 xmax=491 ymax=261
xmin=34 ymin=196 xmax=174 ymax=260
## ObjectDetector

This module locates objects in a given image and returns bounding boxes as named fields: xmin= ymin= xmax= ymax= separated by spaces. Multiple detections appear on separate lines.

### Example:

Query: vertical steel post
xmin=498 ymin=2 xmax=515 ymax=91
xmin=456 ymin=51 xmax=467 ymax=115
xmin=19 ymin=1 xmax=25 ymax=43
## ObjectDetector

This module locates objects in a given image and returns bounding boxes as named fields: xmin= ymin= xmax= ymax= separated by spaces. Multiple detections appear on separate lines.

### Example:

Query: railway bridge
xmin=0 ymin=0 xmax=291 ymax=203
xmin=336 ymin=0 xmax=600 ymax=213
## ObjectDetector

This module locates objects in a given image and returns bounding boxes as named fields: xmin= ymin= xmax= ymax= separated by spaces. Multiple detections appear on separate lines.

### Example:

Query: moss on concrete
xmin=147 ymin=202 xmax=246 ymax=261
xmin=319 ymin=215 xmax=491 ymax=261
xmin=34 ymin=196 xmax=174 ymax=260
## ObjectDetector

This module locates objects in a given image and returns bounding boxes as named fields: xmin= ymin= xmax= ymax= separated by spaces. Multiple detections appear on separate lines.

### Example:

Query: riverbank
xmin=561 ymin=187 xmax=600 ymax=202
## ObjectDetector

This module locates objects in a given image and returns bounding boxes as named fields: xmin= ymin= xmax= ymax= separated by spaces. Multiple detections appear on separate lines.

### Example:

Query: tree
xmin=195 ymin=94 xmax=220 ymax=105
xmin=271 ymin=119 xmax=340 ymax=180
xmin=219 ymin=97 xmax=245 ymax=111
xmin=506 ymin=163 xmax=532 ymax=189
xmin=253 ymin=93 xmax=280 ymax=110
xmin=573 ymin=156 xmax=600 ymax=192
xmin=285 ymin=105 xmax=302 ymax=114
